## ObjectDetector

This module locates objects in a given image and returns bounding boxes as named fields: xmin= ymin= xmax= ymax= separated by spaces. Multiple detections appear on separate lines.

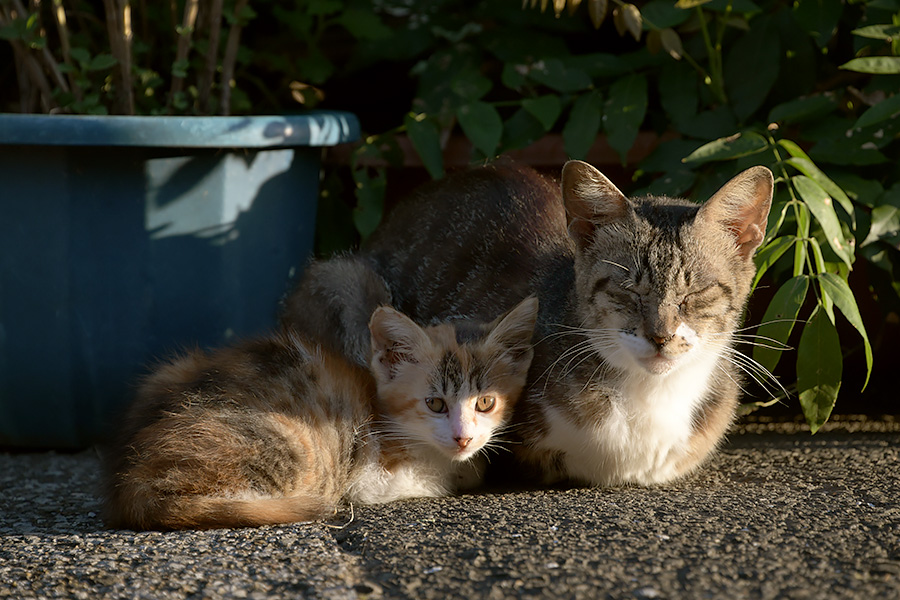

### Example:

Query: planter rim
xmin=0 ymin=110 xmax=360 ymax=148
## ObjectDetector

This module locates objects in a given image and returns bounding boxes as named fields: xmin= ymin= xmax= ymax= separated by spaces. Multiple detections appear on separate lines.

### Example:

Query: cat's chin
xmin=442 ymin=446 xmax=482 ymax=463
xmin=638 ymin=355 xmax=679 ymax=375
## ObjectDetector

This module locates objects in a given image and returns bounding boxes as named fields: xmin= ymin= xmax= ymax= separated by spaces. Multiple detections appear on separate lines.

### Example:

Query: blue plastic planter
xmin=0 ymin=112 xmax=359 ymax=448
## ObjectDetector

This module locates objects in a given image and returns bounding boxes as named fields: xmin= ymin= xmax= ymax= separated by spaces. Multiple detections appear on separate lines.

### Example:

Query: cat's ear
xmin=369 ymin=306 xmax=430 ymax=380
xmin=485 ymin=296 xmax=539 ymax=363
xmin=561 ymin=160 xmax=629 ymax=247
xmin=698 ymin=166 xmax=774 ymax=260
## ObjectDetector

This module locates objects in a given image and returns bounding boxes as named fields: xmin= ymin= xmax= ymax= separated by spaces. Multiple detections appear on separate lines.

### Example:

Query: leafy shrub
xmin=4 ymin=0 xmax=898 ymax=429
xmin=320 ymin=0 xmax=899 ymax=430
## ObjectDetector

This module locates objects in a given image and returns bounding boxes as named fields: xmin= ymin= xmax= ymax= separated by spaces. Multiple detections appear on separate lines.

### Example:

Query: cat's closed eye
xmin=681 ymin=284 xmax=723 ymax=312
xmin=475 ymin=396 xmax=496 ymax=412
xmin=425 ymin=397 xmax=448 ymax=413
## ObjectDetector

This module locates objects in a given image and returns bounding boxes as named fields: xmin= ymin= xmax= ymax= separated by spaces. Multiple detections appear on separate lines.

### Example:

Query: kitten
xmin=355 ymin=159 xmax=773 ymax=487
xmin=104 ymin=296 xmax=538 ymax=530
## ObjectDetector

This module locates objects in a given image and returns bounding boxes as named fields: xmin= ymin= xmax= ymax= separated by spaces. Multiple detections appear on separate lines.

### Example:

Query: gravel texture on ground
xmin=1 ymin=420 xmax=898 ymax=599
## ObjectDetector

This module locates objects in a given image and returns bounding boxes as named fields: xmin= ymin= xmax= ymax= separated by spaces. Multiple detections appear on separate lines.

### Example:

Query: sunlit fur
xmin=104 ymin=297 xmax=537 ymax=530
xmin=517 ymin=161 xmax=775 ymax=486
xmin=358 ymin=159 xmax=775 ymax=487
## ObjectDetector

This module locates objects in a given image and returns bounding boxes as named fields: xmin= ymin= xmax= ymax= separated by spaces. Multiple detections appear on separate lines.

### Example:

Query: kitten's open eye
xmin=425 ymin=397 xmax=448 ymax=413
xmin=475 ymin=396 xmax=496 ymax=412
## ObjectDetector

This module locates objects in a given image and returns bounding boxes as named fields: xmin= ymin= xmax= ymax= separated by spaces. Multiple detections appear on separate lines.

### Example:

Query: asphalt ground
xmin=1 ymin=417 xmax=898 ymax=600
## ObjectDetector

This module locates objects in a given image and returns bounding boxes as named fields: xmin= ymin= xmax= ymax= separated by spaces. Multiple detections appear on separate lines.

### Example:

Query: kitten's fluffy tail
xmin=106 ymin=493 xmax=337 ymax=531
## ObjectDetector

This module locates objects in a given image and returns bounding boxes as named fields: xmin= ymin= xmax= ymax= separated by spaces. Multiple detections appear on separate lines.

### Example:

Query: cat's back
xmin=364 ymin=161 xmax=571 ymax=323
xmin=127 ymin=333 xmax=373 ymax=426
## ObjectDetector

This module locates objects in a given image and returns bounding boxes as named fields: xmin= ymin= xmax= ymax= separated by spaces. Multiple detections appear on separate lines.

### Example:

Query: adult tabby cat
xmin=104 ymin=294 xmax=538 ymax=530
xmin=351 ymin=159 xmax=773 ymax=487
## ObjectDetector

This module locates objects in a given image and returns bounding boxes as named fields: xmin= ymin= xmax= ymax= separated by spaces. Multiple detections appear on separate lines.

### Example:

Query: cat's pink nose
xmin=455 ymin=437 xmax=472 ymax=449
xmin=651 ymin=334 xmax=673 ymax=348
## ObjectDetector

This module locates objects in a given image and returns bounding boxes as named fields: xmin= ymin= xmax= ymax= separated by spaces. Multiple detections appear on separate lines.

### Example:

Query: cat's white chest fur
xmin=541 ymin=350 xmax=718 ymax=486
xmin=346 ymin=448 xmax=483 ymax=506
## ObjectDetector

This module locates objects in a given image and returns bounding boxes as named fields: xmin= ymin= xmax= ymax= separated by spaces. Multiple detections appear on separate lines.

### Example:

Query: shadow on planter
xmin=0 ymin=112 xmax=360 ymax=448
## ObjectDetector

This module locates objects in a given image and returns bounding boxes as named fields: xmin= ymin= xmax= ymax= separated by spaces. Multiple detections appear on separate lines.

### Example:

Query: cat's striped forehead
xmin=417 ymin=322 xmax=489 ymax=395
xmin=429 ymin=346 xmax=487 ymax=397
xmin=603 ymin=196 xmax=714 ymax=287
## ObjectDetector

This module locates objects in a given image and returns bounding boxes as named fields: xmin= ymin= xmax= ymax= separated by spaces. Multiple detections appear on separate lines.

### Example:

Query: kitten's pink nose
xmin=455 ymin=437 xmax=472 ymax=449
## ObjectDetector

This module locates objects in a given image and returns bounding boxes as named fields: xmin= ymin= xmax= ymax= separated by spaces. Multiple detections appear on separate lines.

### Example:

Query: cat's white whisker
xmin=601 ymin=259 xmax=630 ymax=273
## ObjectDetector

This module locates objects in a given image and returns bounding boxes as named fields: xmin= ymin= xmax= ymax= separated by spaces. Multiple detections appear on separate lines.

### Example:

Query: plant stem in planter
xmin=220 ymin=0 xmax=248 ymax=116
xmin=169 ymin=0 xmax=199 ymax=112
xmin=101 ymin=0 xmax=135 ymax=114
xmin=197 ymin=0 xmax=223 ymax=114
xmin=50 ymin=0 xmax=83 ymax=103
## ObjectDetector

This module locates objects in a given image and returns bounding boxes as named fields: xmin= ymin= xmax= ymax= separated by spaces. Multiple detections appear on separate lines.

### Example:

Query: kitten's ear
xmin=485 ymin=296 xmax=539 ymax=362
xmin=698 ymin=166 xmax=774 ymax=260
xmin=561 ymin=160 xmax=629 ymax=247
xmin=369 ymin=307 xmax=430 ymax=380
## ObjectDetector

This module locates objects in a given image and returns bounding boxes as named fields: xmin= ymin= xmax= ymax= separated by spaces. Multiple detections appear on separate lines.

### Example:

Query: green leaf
xmin=522 ymin=95 xmax=562 ymax=132
xmin=840 ymin=57 xmax=900 ymax=74
xmin=682 ymin=131 xmax=769 ymax=164
xmin=352 ymin=167 xmax=386 ymax=240
xmin=171 ymin=91 xmax=189 ymax=111
xmin=88 ymin=54 xmax=118 ymax=71
xmin=797 ymin=306 xmax=842 ymax=433
xmin=172 ymin=58 xmax=190 ymax=79
xmin=863 ymin=204 xmax=900 ymax=246
xmin=724 ymin=16 xmax=780 ymax=120
xmin=563 ymin=91 xmax=603 ymax=160
xmin=808 ymin=239 xmax=832 ymax=320
xmin=528 ymin=58 xmax=592 ymax=93
xmin=852 ymin=24 xmax=900 ymax=40
xmin=0 ymin=23 xmax=22 ymax=41
xmin=783 ymin=157 xmax=855 ymax=226
xmin=308 ymin=0 xmax=343 ymax=16
xmin=339 ymin=9 xmax=392 ymax=41
xmin=659 ymin=60 xmax=698 ymax=125
xmin=753 ymin=275 xmax=809 ymax=373
xmin=809 ymin=136 xmax=889 ymax=166
xmin=457 ymin=102 xmax=503 ymax=157
xmin=763 ymin=199 xmax=790 ymax=247
xmin=705 ymin=0 xmax=760 ymax=12
xmin=791 ymin=175 xmax=854 ymax=267
xmin=501 ymin=63 xmax=527 ymax=90
xmin=641 ymin=0 xmax=692 ymax=28
xmin=404 ymin=113 xmax=445 ymax=180
xmin=768 ymin=94 xmax=838 ymax=125
xmin=501 ymin=109 xmax=545 ymax=151
xmin=69 ymin=47 xmax=90 ymax=66
xmin=792 ymin=0 xmax=843 ymax=48
xmin=451 ymin=71 xmax=492 ymax=101
xmin=817 ymin=272 xmax=873 ymax=390
xmin=753 ymin=236 xmax=795 ymax=288
xmin=603 ymin=73 xmax=648 ymax=164
xmin=854 ymin=94 xmax=900 ymax=129
xmin=674 ymin=106 xmax=738 ymax=139
xmin=776 ymin=138 xmax=807 ymax=159
xmin=296 ymin=51 xmax=334 ymax=85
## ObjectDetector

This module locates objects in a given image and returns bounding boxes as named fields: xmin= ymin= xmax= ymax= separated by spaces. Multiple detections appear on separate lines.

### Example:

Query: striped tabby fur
xmin=104 ymin=296 xmax=537 ymax=530
xmin=334 ymin=159 xmax=773 ymax=487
